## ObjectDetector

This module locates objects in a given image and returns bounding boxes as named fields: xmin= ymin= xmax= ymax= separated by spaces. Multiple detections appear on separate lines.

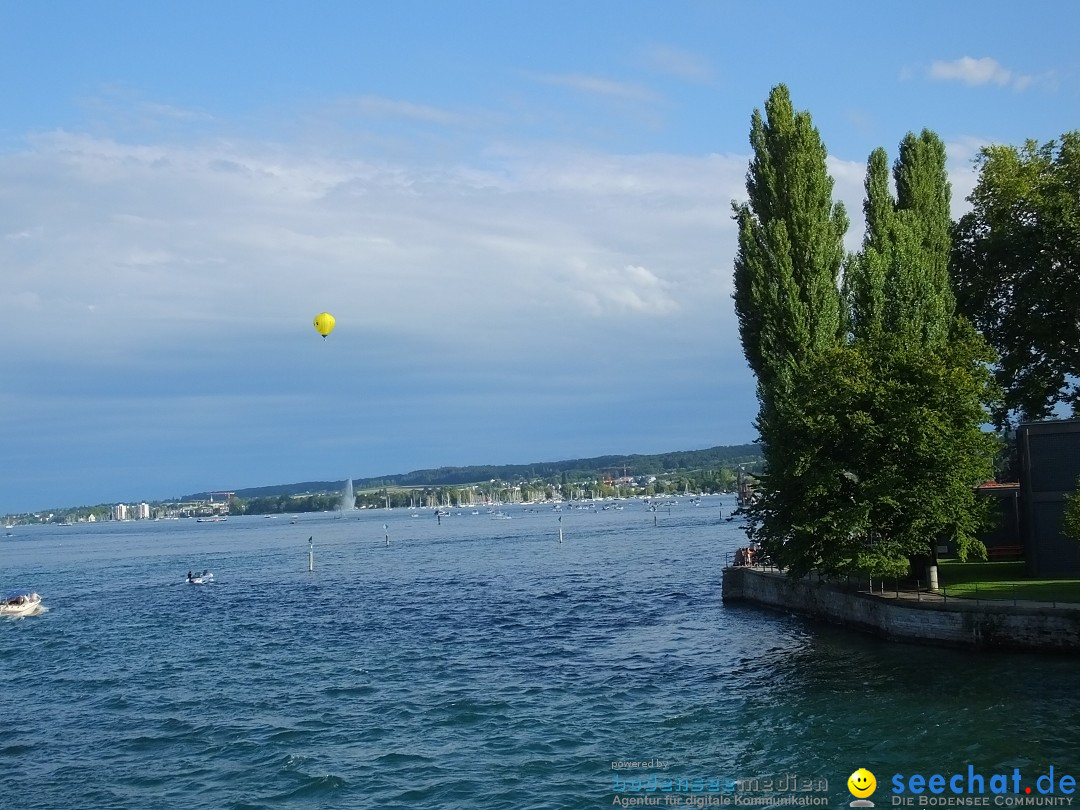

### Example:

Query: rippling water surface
xmin=3 ymin=497 xmax=1079 ymax=808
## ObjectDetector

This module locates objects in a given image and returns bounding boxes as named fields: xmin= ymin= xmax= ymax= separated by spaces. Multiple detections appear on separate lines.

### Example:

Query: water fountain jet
xmin=340 ymin=479 xmax=355 ymax=513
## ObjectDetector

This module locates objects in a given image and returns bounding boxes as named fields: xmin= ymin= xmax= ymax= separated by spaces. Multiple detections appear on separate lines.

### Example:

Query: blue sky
xmin=1 ymin=1 xmax=1077 ymax=514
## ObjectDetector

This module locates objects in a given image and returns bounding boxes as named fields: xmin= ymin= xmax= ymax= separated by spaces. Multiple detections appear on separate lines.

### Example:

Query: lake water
xmin=3 ymin=496 xmax=1079 ymax=809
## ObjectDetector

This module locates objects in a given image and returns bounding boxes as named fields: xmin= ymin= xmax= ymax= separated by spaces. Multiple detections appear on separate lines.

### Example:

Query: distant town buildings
xmin=4 ymin=496 xmax=233 ymax=526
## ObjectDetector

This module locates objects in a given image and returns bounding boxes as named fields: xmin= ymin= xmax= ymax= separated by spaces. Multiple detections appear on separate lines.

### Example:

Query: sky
xmin=1 ymin=1 xmax=1078 ymax=514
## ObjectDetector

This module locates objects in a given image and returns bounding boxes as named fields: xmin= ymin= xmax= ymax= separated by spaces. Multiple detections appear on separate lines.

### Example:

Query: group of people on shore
xmin=733 ymin=543 xmax=762 ymax=567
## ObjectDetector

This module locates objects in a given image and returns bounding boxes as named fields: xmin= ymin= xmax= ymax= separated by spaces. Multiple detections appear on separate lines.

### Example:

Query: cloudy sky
xmin=1 ymin=1 xmax=1077 ymax=514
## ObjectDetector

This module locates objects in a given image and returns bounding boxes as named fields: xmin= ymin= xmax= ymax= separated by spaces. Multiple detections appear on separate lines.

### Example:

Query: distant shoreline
xmin=3 ymin=443 xmax=764 ymax=520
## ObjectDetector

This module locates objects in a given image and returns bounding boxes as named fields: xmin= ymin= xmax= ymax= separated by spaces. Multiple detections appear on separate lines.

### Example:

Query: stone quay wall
xmin=721 ymin=566 xmax=1080 ymax=651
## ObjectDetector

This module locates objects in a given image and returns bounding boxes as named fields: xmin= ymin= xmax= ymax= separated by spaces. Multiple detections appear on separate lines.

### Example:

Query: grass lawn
xmin=937 ymin=558 xmax=1080 ymax=603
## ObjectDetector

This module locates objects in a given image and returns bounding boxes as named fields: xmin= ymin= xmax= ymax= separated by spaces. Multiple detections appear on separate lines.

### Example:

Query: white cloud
xmin=927 ymin=56 xmax=1033 ymax=91
xmin=825 ymin=155 xmax=868 ymax=251
xmin=531 ymin=73 xmax=659 ymax=102
xmin=640 ymin=45 xmax=714 ymax=82
xmin=141 ymin=102 xmax=214 ymax=122
xmin=5 ymin=125 xmax=990 ymax=371
xmin=76 ymin=85 xmax=216 ymax=134
xmin=333 ymin=95 xmax=468 ymax=126
xmin=3 ymin=123 xmax=986 ymax=367
xmin=0 ymin=130 xmax=747 ymax=368
xmin=567 ymin=262 xmax=680 ymax=316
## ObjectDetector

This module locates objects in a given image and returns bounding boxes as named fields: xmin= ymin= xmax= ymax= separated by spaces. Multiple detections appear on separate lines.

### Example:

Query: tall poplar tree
xmin=731 ymin=84 xmax=848 ymax=569
xmin=733 ymin=85 xmax=848 ymax=399
xmin=846 ymin=131 xmax=954 ymax=347
xmin=812 ymin=130 xmax=996 ymax=576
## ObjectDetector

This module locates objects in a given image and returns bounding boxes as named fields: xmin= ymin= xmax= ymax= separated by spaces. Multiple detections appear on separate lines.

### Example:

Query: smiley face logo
xmin=848 ymin=769 xmax=876 ymax=798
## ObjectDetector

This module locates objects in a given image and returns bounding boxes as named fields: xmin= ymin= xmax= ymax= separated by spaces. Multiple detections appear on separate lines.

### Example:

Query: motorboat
xmin=1 ymin=589 xmax=43 ymax=617
xmin=186 ymin=570 xmax=214 ymax=585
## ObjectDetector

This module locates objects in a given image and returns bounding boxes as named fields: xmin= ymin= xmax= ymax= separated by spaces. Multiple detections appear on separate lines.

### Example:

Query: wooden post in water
xmin=308 ymin=536 xmax=314 ymax=572
xmin=558 ymin=515 xmax=563 ymax=544
xmin=384 ymin=524 xmax=389 ymax=547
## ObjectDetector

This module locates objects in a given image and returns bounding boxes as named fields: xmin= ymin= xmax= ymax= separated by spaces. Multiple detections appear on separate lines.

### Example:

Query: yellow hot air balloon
xmin=313 ymin=312 xmax=336 ymax=339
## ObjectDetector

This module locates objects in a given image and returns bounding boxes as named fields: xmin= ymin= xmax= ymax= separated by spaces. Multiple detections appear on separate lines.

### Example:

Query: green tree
xmin=834 ymin=130 xmax=997 ymax=576
xmin=736 ymin=109 xmax=999 ymax=578
xmin=732 ymin=84 xmax=848 ymax=570
xmin=769 ymin=330 xmax=997 ymax=578
xmin=733 ymin=84 xmax=848 ymax=403
xmin=846 ymin=131 xmax=954 ymax=348
xmin=952 ymin=132 xmax=1080 ymax=425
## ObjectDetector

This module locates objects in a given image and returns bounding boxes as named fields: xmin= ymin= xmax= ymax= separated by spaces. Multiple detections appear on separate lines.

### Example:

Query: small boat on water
xmin=1 ymin=589 xmax=44 ymax=617
xmin=186 ymin=570 xmax=214 ymax=585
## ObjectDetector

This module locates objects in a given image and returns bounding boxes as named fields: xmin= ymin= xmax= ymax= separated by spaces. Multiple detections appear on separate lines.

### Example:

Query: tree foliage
xmin=756 ymin=328 xmax=997 ymax=578
xmin=951 ymin=132 xmax=1080 ymax=425
xmin=846 ymin=132 xmax=954 ymax=348
xmin=732 ymin=83 xmax=848 ymax=404
xmin=734 ymin=90 xmax=998 ymax=578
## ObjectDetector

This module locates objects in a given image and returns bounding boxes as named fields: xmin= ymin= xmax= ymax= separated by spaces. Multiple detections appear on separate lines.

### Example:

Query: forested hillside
xmin=186 ymin=444 xmax=763 ymax=500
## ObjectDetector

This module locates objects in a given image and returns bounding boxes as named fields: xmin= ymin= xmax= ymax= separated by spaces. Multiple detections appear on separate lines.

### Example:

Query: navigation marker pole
xmin=384 ymin=524 xmax=389 ymax=547
xmin=308 ymin=536 xmax=314 ymax=572
xmin=558 ymin=515 xmax=563 ymax=544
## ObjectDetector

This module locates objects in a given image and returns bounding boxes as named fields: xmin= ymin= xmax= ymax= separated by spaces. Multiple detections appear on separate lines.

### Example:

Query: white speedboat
xmin=1 ymin=590 xmax=43 ymax=617
xmin=185 ymin=570 xmax=214 ymax=585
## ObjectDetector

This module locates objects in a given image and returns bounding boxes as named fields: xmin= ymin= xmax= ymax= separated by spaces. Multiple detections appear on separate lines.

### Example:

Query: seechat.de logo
xmin=849 ymin=769 xmax=877 ymax=807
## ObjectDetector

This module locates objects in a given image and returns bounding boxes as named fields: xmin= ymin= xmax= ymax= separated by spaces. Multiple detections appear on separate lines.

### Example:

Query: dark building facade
xmin=1018 ymin=419 xmax=1080 ymax=577
xmin=975 ymin=482 xmax=1021 ymax=555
